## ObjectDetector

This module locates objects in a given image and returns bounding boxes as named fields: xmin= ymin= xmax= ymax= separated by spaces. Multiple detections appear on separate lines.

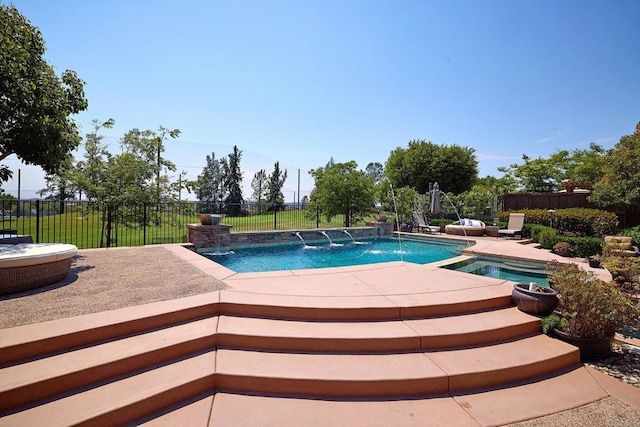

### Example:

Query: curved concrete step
xmin=0 ymin=336 xmax=580 ymax=425
xmin=214 ymin=335 xmax=579 ymax=397
xmin=0 ymin=351 xmax=217 ymax=427
xmin=201 ymin=367 xmax=609 ymax=427
xmin=0 ymin=318 xmax=218 ymax=413
xmin=0 ymin=286 xmax=514 ymax=365
xmin=0 ymin=307 xmax=537 ymax=412
xmin=217 ymin=307 xmax=539 ymax=352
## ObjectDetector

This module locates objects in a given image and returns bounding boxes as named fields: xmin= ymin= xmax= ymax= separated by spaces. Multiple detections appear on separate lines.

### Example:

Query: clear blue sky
xmin=3 ymin=0 xmax=639 ymax=201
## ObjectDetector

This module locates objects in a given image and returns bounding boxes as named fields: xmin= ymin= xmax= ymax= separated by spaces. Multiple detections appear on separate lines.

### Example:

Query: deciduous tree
xmin=590 ymin=122 xmax=640 ymax=210
xmin=385 ymin=140 xmax=477 ymax=194
xmin=0 ymin=5 xmax=88 ymax=182
xmin=309 ymin=160 xmax=374 ymax=227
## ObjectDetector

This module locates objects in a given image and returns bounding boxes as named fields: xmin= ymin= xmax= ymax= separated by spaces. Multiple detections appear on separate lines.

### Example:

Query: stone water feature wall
xmin=187 ymin=221 xmax=394 ymax=252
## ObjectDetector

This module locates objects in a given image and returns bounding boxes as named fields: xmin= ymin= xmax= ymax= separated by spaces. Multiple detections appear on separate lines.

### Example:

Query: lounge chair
xmin=445 ymin=219 xmax=486 ymax=236
xmin=498 ymin=213 xmax=525 ymax=239
xmin=412 ymin=212 xmax=440 ymax=234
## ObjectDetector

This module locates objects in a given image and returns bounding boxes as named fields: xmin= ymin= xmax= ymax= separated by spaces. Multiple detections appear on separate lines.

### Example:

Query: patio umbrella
xmin=429 ymin=182 xmax=440 ymax=214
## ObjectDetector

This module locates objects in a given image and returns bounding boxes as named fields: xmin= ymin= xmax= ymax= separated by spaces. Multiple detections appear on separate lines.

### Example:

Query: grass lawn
xmin=2 ymin=208 xmax=374 ymax=249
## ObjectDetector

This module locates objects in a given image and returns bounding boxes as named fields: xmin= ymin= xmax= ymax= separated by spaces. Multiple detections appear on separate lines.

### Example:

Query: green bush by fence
xmin=500 ymin=208 xmax=617 ymax=237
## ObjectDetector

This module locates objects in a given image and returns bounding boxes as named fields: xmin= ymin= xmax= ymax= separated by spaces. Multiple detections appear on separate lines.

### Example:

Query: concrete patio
xmin=1 ymin=235 xmax=639 ymax=426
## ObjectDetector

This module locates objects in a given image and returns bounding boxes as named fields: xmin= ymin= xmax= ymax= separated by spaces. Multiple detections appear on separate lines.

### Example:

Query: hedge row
xmin=523 ymin=223 xmax=602 ymax=257
xmin=499 ymin=208 xmax=617 ymax=238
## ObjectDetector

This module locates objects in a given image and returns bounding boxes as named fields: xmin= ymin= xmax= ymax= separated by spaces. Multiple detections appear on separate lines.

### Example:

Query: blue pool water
xmin=444 ymin=257 xmax=550 ymax=286
xmin=204 ymin=238 xmax=465 ymax=273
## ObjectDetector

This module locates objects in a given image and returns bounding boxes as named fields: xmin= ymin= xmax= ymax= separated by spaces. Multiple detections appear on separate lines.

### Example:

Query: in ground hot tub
xmin=0 ymin=243 xmax=77 ymax=295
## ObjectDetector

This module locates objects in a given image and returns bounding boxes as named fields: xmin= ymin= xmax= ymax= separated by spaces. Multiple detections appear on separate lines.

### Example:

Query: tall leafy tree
xmin=224 ymin=145 xmax=243 ymax=215
xmin=563 ymin=143 xmax=608 ymax=184
xmin=195 ymin=153 xmax=226 ymax=206
xmin=71 ymin=120 xmax=182 ymax=246
xmin=590 ymin=122 xmax=640 ymax=210
xmin=309 ymin=160 xmax=374 ymax=227
xmin=385 ymin=140 xmax=477 ymax=194
xmin=0 ymin=5 xmax=88 ymax=182
xmin=497 ymin=154 xmax=565 ymax=193
xmin=267 ymin=161 xmax=287 ymax=209
xmin=497 ymin=144 xmax=608 ymax=193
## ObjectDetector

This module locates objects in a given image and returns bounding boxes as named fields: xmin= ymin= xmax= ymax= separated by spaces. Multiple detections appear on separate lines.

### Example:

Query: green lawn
xmin=3 ymin=209 xmax=373 ymax=249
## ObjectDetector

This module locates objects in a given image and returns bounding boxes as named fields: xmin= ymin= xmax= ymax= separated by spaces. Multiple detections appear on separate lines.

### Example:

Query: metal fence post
xmin=273 ymin=204 xmax=277 ymax=230
xmin=35 ymin=200 xmax=40 ymax=243
xmin=143 ymin=203 xmax=147 ymax=245
xmin=316 ymin=206 xmax=320 ymax=228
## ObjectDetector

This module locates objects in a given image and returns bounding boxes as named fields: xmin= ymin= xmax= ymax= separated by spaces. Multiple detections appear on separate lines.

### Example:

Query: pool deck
xmin=1 ymin=234 xmax=639 ymax=425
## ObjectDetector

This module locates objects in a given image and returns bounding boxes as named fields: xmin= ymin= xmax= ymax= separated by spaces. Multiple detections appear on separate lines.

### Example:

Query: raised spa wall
xmin=187 ymin=221 xmax=394 ymax=252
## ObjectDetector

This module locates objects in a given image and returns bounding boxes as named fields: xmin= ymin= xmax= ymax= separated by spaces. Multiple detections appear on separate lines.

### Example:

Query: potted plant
xmin=587 ymin=254 xmax=602 ymax=268
xmin=543 ymin=263 xmax=639 ymax=360
xmin=512 ymin=282 xmax=558 ymax=316
xmin=553 ymin=241 xmax=574 ymax=257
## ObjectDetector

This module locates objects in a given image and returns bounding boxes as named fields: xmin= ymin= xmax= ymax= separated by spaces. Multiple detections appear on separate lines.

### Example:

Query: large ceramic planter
xmin=512 ymin=283 xmax=558 ymax=316
xmin=553 ymin=329 xmax=613 ymax=361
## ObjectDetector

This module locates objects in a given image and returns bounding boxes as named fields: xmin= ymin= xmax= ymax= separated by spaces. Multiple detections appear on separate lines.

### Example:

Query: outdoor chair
xmin=498 ymin=213 xmax=525 ymax=239
xmin=412 ymin=212 xmax=440 ymax=234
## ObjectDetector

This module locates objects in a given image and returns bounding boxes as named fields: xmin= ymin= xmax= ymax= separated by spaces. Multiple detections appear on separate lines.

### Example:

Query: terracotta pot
xmin=553 ymin=329 xmax=613 ymax=361
xmin=512 ymin=283 xmax=558 ymax=316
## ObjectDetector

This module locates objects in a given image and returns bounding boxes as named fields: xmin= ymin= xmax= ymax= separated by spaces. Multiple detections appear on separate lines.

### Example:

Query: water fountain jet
xmin=320 ymin=231 xmax=343 ymax=247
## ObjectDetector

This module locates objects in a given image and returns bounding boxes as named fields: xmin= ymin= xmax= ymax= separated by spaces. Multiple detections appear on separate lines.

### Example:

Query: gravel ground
xmin=507 ymin=396 xmax=640 ymax=426
xmin=586 ymin=344 xmax=640 ymax=389
xmin=0 ymin=245 xmax=228 ymax=329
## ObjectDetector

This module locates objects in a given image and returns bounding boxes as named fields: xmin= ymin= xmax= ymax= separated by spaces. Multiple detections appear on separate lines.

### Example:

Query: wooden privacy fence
xmin=501 ymin=192 xmax=640 ymax=229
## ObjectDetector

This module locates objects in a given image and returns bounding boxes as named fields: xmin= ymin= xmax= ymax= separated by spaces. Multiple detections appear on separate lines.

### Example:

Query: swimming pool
xmin=203 ymin=238 xmax=465 ymax=273
xmin=443 ymin=256 xmax=551 ymax=286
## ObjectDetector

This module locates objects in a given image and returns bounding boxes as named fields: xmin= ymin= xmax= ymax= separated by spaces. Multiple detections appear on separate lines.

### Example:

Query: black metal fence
xmin=0 ymin=199 xmax=368 ymax=249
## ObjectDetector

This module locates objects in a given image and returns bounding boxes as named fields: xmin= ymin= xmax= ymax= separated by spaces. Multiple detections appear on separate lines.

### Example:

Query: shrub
xmin=529 ymin=224 xmax=554 ymax=243
xmin=622 ymin=225 xmax=640 ymax=246
xmin=539 ymin=229 xmax=559 ymax=249
xmin=500 ymin=208 xmax=617 ymax=237
xmin=601 ymin=255 xmax=640 ymax=294
xmin=548 ymin=263 xmax=638 ymax=339
xmin=563 ymin=236 xmax=603 ymax=258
